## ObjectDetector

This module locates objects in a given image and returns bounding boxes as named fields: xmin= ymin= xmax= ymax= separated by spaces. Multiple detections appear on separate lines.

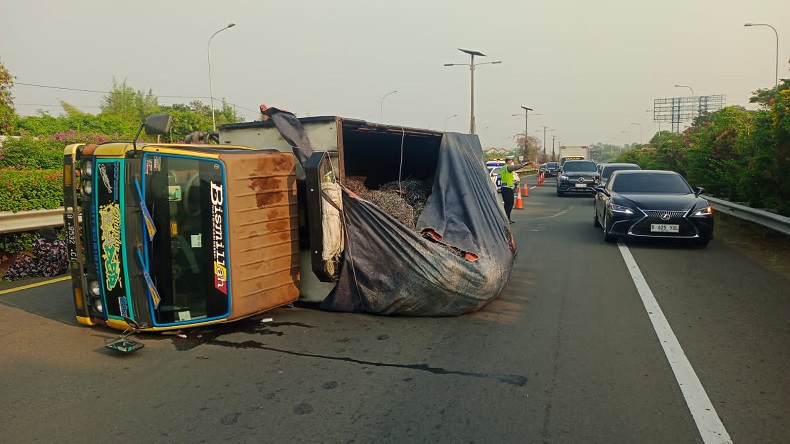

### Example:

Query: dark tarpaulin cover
xmin=322 ymin=132 xmax=516 ymax=316
xmin=263 ymin=107 xmax=516 ymax=316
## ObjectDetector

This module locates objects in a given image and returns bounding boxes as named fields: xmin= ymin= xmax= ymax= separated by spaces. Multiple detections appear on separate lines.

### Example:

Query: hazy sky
xmin=2 ymin=0 xmax=788 ymax=151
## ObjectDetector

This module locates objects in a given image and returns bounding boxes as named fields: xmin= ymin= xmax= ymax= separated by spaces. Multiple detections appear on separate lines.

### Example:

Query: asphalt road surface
xmin=1 ymin=177 xmax=788 ymax=443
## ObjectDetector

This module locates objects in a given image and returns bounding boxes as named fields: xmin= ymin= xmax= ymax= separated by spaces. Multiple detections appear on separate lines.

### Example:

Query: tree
xmin=0 ymin=61 xmax=17 ymax=134
xmin=100 ymin=78 xmax=159 ymax=126
xmin=513 ymin=133 xmax=540 ymax=162
xmin=749 ymin=78 xmax=790 ymax=108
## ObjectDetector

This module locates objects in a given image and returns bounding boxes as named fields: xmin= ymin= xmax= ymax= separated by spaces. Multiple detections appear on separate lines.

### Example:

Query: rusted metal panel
xmin=219 ymin=151 xmax=300 ymax=320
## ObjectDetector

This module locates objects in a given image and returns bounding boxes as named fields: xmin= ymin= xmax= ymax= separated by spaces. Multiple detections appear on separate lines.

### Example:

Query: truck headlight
xmin=89 ymin=280 xmax=101 ymax=296
xmin=93 ymin=298 xmax=103 ymax=314
xmin=81 ymin=180 xmax=92 ymax=196
xmin=82 ymin=160 xmax=93 ymax=177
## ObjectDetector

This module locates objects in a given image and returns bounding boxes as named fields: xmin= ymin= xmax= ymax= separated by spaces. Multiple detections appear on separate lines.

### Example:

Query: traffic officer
xmin=499 ymin=156 xmax=529 ymax=223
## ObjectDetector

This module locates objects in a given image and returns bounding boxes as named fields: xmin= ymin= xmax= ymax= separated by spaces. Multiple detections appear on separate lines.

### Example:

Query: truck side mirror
xmin=143 ymin=114 xmax=173 ymax=136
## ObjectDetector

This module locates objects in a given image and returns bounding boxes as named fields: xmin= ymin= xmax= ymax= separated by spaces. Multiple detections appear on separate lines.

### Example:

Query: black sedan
xmin=593 ymin=170 xmax=714 ymax=246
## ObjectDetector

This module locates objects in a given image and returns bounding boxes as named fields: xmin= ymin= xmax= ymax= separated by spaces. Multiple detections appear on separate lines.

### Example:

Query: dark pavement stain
xmin=145 ymin=317 xmax=527 ymax=387
xmin=144 ymin=319 xmax=315 ymax=351
xmin=294 ymin=403 xmax=313 ymax=415
xmin=322 ymin=381 xmax=338 ymax=390
xmin=206 ymin=338 xmax=527 ymax=387
xmin=220 ymin=412 xmax=241 ymax=425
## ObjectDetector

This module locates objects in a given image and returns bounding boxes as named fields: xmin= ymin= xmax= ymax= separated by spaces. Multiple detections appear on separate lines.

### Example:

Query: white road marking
xmin=617 ymin=242 xmax=732 ymax=444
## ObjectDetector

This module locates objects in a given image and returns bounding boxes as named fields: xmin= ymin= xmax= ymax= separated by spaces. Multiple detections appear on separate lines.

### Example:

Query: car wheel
xmin=557 ymin=189 xmax=563 ymax=197
xmin=696 ymin=239 xmax=710 ymax=248
xmin=602 ymin=213 xmax=614 ymax=243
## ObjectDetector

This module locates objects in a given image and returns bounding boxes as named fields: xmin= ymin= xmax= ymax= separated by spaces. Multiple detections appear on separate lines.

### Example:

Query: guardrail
xmin=0 ymin=208 xmax=64 ymax=234
xmin=706 ymin=196 xmax=790 ymax=236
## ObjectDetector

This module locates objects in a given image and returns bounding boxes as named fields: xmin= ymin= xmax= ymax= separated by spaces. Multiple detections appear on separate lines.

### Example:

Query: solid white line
xmin=617 ymin=242 xmax=732 ymax=444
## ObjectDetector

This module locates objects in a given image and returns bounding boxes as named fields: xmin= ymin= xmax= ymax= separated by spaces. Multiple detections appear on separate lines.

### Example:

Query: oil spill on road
xmin=206 ymin=338 xmax=527 ymax=387
xmin=145 ymin=317 xmax=527 ymax=386
xmin=144 ymin=318 xmax=315 ymax=351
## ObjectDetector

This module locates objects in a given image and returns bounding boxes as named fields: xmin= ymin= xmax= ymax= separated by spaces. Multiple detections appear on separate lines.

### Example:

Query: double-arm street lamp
xmin=380 ymin=90 xmax=398 ymax=121
xmin=744 ymin=23 xmax=779 ymax=89
xmin=445 ymin=49 xmax=502 ymax=134
xmin=208 ymin=23 xmax=236 ymax=131
xmin=512 ymin=106 xmax=535 ymax=162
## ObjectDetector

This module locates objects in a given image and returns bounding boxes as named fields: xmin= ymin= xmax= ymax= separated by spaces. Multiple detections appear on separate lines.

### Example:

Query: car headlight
xmin=691 ymin=206 xmax=713 ymax=216
xmin=560 ymin=175 xmax=569 ymax=181
xmin=82 ymin=160 xmax=93 ymax=177
xmin=609 ymin=203 xmax=634 ymax=215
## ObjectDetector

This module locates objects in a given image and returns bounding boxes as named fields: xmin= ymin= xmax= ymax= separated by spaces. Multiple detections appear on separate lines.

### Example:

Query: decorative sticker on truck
xmin=94 ymin=159 xmax=130 ymax=320
xmin=210 ymin=181 xmax=228 ymax=294
xmin=99 ymin=203 xmax=123 ymax=291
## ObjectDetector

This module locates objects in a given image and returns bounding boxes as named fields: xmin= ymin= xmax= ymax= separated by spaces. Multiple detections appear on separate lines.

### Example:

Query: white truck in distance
xmin=559 ymin=146 xmax=588 ymax=167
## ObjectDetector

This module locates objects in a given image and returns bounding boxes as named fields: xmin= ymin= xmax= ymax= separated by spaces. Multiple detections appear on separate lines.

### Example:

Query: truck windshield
xmin=143 ymin=155 xmax=229 ymax=325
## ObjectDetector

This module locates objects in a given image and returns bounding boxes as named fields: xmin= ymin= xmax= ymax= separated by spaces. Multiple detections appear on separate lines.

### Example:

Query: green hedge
xmin=0 ymin=136 xmax=62 ymax=170
xmin=0 ymin=168 xmax=62 ymax=212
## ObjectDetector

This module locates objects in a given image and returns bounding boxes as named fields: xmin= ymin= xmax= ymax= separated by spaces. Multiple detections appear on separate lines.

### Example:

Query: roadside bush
xmin=0 ymin=231 xmax=36 ymax=256
xmin=0 ymin=168 xmax=62 ymax=212
xmin=0 ymin=135 xmax=61 ymax=170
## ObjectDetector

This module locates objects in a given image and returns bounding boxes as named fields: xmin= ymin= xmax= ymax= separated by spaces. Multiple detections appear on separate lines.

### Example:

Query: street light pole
xmin=208 ymin=23 xmax=236 ymax=132
xmin=630 ymin=122 xmax=643 ymax=145
xmin=539 ymin=126 xmax=553 ymax=161
xmin=744 ymin=23 xmax=779 ymax=89
xmin=520 ymin=106 xmax=533 ymax=162
xmin=621 ymin=130 xmax=630 ymax=152
xmin=444 ymin=49 xmax=502 ymax=134
xmin=674 ymin=84 xmax=695 ymax=123
xmin=552 ymin=135 xmax=556 ymax=159
xmin=380 ymin=90 xmax=398 ymax=121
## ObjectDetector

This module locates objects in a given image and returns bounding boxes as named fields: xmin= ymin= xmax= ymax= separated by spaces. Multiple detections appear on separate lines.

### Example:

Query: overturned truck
xmin=63 ymin=109 xmax=517 ymax=333
xmin=223 ymin=108 xmax=517 ymax=315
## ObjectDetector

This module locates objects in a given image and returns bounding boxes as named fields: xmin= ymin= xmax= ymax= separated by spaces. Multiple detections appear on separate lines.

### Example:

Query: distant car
xmin=544 ymin=162 xmax=559 ymax=177
xmin=539 ymin=163 xmax=547 ymax=175
xmin=599 ymin=163 xmax=641 ymax=187
xmin=593 ymin=170 xmax=714 ymax=246
xmin=556 ymin=160 xmax=599 ymax=196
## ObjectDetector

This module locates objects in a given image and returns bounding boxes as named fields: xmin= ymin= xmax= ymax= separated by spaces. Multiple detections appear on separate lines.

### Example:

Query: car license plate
xmin=651 ymin=224 xmax=679 ymax=233
xmin=574 ymin=183 xmax=587 ymax=188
